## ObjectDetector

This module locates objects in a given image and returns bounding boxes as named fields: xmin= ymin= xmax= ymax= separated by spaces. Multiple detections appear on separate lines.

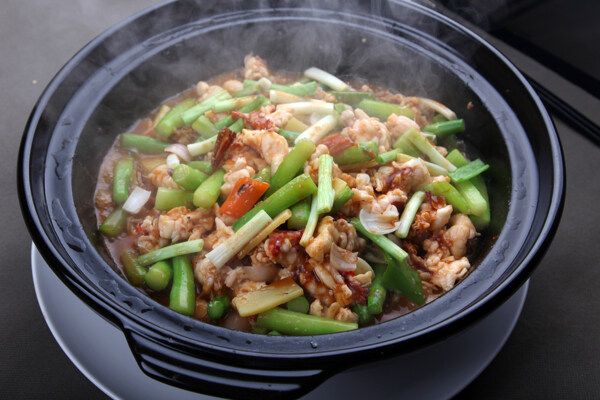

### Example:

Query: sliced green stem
xmin=357 ymin=99 xmax=414 ymax=120
xmin=156 ymin=98 xmax=196 ymax=138
xmin=180 ymin=90 xmax=231 ymax=125
xmin=448 ymin=159 xmax=489 ymax=182
xmin=270 ymin=82 xmax=317 ymax=96
xmin=187 ymin=135 xmax=217 ymax=157
xmin=330 ymin=91 xmax=375 ymax=106
xmin=145 ymin=260 xmax=173 ymax=291
xmin=193 ymin=168 xmax=226 ymax=209
xmin=381 ymin=252 xmax=425 ymax=305
xmin=367 ymin=265 xmax=387 ymax=315
xmin=256 ymin=307 xmax=358 ymax=335
xmin=376 ymin=149 xmax=400 ymax=165
xmin=286 ymin=296 xmax=310 ymax=314
xmin=278 ymin=128 xmax=301 ymax=143
xmin=395 ymin=191 xmax=426 ymax=238
xmin=330 ymin=179 xmax=353 ymax=214
xmin=404 ymin=128 xmax=456 ymax=171
xmin=121 ymin=133 xmax=169 ymax=154
xmin=352 ymin=303 xmax=374 ymax=326
xmin=191 ymin=115 xmax=218 ymax=138
xmin=288 ymin=199 xmax=311 ymax=230
xmin=154 ymin=187 xmax=194 ymax=211
xmin=423 ymin=119 xmax=465 ymax=136
xmin=265 ymin=140 xmax=316 ymax=197
xmin=172 ymin=164 xmax=208 ymax=191
xmin=426 ymin=181 xmax=470 ymax=214
xmin=207 ymin=295 xmax=230 ymax=320
xmin=137 ymin=239 xmax=204 ymax=267
xmin=113 ymin=159 xmax=134 ymax=205
xmin=213 ymin=96 xmax=255 ymax=113
xmin=233 ymin=174 xmax=317 ymax=231
xmin=99 ymin=207 xmax=127 ymax=237
xmin=169 ymin=256 xmax=195 ymax=316
xmin=253 ymin=166 xmax=272 ymax=183
xmin=121 ymin=251 xmax=146 ymax=287
xmin=454 ymin=180 xmax=488 ymax=216
xmin=333 ymin=141 xmax=378 ymax=165
xmin=316 ymin=154 xmax=334 ymax=214
xmin=300 ymin=194 xmax=319 ymax=247
xmin=350 ymin=218 xmax=408 ymax=263
xmin=392 ymin=133 xmax=421 ymax=157
xmin=187 ymin=160 xmax=212 ymax=175
xmin=214 ymin=95 xmax=269 ymax=129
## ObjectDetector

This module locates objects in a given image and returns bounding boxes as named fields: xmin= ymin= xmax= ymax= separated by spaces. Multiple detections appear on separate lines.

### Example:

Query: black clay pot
xmin=18 ymin=1 xmax=564 ymax=398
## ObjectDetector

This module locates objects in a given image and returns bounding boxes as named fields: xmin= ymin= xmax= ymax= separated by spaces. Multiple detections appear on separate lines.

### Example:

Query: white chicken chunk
xmin=443 ymin=214 xmax=478 ymax=258
xmin=385 ymin=113 xmax=420 ymax=142
xmin=158 ymin=206 xmax=214 ymax=243
xmin=239 ymin=129 xmax=289 ymax=173
xmin=341 ymin=108 xmax=392 ymax=150
xmin=243 ymin=54 xmax=270 ymax=80
xmin=149 ymin=164 xmax=181 ymax=189
xmin=220 ymin=157 xmax=255 ymax=198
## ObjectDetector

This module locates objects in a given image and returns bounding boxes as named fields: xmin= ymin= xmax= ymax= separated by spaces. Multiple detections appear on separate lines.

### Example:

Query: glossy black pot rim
xmin=19 ymin=0 xmax=564 ymax=378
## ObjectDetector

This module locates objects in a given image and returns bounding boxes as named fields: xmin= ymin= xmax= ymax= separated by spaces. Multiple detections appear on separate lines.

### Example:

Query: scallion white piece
xmin=277 ymin=101 xmax=335 ymax=116
xmin=122 ymin=186 xmax=151 ymax=214
xmin=395 ymin=191 xmax=426 ymax=238
xmin=316 ymin=154 xmax=334 ymax=214
xmin=304 ymin=66 xmax=350 ymax=91
xmin=257 ymin=77 xmax=272 ymax=90
xmin=206 ymin=210 xmax=273 ymax=269
xmin=403 ymin=128 xmax=457 ymax=172
xmin=166 ymin=153 xmax=180 ymax=169
xmin=238 ymin=209 xmax=292 ymax=258
xmin=269 ymin=90 xmax=302 ymax=104
xmin=300 ymin=194 xmax=320 ymax=247
xmin=187 ymin=135 xmax=217 ymax=157
xmin=294 ymin=114 xmax=338 ymax=144
xmin=419 ymin=97 xmax=457 ymax=121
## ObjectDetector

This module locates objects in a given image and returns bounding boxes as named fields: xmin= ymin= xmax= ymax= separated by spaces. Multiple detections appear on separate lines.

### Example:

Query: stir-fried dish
xmin=95 ymin=54 xmax=490 ymax=335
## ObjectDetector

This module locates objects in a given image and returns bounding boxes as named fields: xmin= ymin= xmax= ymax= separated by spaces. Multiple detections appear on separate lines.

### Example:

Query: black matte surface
xmin=2 ymin=1 xmax=598 ymax=399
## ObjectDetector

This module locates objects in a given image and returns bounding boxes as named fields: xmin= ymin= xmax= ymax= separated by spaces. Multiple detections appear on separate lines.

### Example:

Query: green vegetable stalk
xmin=367 ymin=265 xmax=387 ymax=315
xmin=156 ymin=98 xmax=196 ymax=138
xmin=169 ymin=255 xmax=196 ymax=316
xmin=357 ymin=99 xmax=414 ymax=120
xmin=137 ymin=239 xmax=204 ymax=267
xmin=120 ymin=251 xmax=146 ymax=287
xmin=350 ymin=218 xmax=408 ymax=263
xmin=99 ymin=207 xmax=127 ymax=237
xmin=113 ymin=159 xmax=134 ymax=205
xmin=154 ymin=187 xmax=194 ymax=211
xmin=381 ymin=253 xmax=425 ymax=306
xmin=288 ymin=199 xmax=311 ymax=230
xmin=256 ymin=307 xmax=358 ymax=335
xmin=316 ymin=154 xmax=334 ymax=214
xmin=121 ymin=133 xmax=169 ymax=154
xmin=193 ymin=168 xmax=226 ymax=209
xmin=265 ymin=139 xmax=316 ymax=198
xmin=423 ymin=119 xmax=465 ymax=136
xmin=207 ymin=295 xmax=230 ymax=320
xmin=172 ymin=164 xmax=208 ymax=191
xmin=233 ymin=173 xmax=317 ymax=231
xmin=145 ymin=260 xmax=173 ymax=291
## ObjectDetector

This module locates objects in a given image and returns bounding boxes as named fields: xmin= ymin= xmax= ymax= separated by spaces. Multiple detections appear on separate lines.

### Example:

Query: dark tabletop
xmin=2 ymin=1 xmax=599 ymax=399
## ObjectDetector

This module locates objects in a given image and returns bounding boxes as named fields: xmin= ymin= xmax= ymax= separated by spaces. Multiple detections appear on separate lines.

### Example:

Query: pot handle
xmin=122 ymin=327 xmax=331 ymax=399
